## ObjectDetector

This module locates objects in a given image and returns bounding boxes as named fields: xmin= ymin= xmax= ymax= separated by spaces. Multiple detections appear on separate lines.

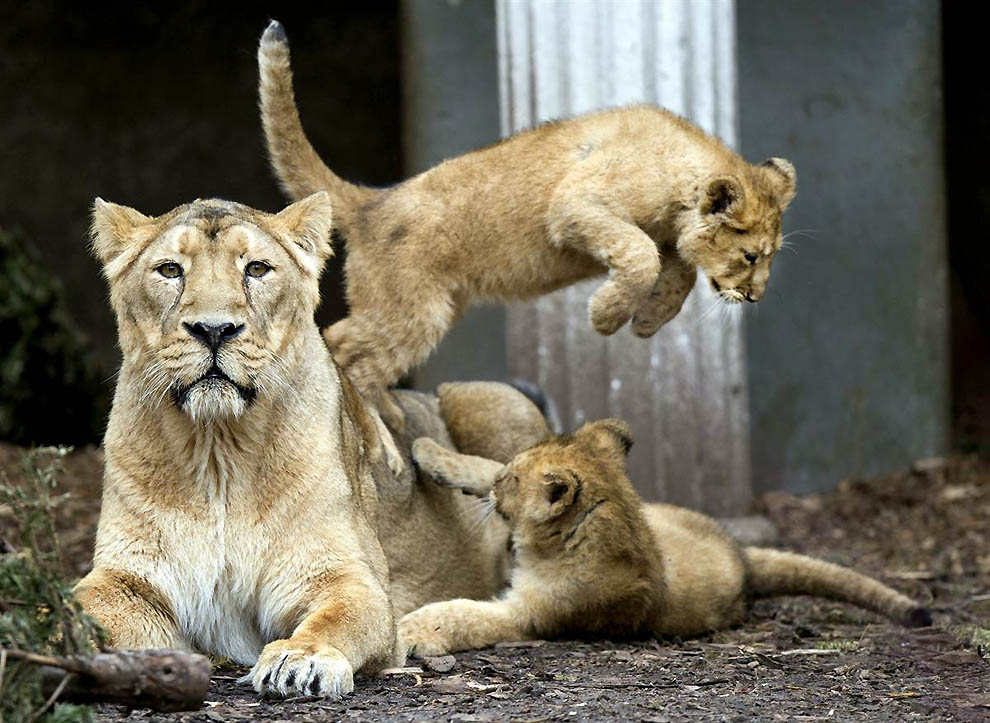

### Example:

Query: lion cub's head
xmin=679 ymin=157 xmax=797 ymax=304
xmin=91 ymin=193 xmax=333 ymax=423
xmin=412 ymin=419 xmax=641 ymax=548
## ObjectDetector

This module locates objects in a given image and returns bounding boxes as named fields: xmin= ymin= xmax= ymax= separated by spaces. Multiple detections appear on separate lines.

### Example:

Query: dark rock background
xmin=0 ymin=1 xmax=401 ymax=443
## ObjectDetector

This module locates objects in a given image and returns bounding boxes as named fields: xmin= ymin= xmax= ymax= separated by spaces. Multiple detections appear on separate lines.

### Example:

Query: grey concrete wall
xmin=737 ymin=0 xmax=949 ymax=493
xmin=400 ymin=0 xmax=507 ymax=390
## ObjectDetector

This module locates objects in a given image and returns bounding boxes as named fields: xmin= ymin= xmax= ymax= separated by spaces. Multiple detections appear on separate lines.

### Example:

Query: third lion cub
xmin=258 ymin=21 xmax=796 ymax=425
xmin=400 ymin=421 xmax=930 ymax=655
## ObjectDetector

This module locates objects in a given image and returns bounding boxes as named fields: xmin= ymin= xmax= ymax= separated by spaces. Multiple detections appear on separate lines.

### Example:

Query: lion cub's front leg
xmin=399 ymin=599 xmax=527 ymax=657
xmin=548 ymin=191 xmax=661 ymax=336
xmin=630 ymin=254 xmax=698 ymax=337
xmin=247 ymin=569 xmax=397 ymax=698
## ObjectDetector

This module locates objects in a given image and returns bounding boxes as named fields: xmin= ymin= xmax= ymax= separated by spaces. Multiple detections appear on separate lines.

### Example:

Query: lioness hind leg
xmin=74 ymin=568 xmax=185 ymax=650
xmin=630 ymin=255 xmax=697 ymax=337
xmin=399 ymin=599 xmax=527 ymax=657
xmin=411 ymin=437 xmax=502 ymax=497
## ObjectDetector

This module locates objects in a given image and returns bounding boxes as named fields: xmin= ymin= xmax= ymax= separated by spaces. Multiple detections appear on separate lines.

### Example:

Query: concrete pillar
xmin=400 ymin=0 xmax=507 ymax=390
xmin=497 ymin=0 xmax=750 ymax=514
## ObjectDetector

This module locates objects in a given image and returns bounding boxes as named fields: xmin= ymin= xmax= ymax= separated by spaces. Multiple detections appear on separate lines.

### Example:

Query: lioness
xmin=401 ymin=421 xmax=931 ymax=655
xmin=73 ymin=196 xmax=540 ymax=699
xmin=258 ymin=20 xmax=796 ymax=426
xmin=74 ymin=193 xmax=404 ymax=698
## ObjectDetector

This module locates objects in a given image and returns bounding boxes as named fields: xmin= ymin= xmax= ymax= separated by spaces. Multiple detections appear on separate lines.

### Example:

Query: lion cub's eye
xmin=245 ymin=261 xmax=272 ymax=278
xmin=156 ymin=262 xmax=183 ymax=279
xmin=743 ymin=251 xmax=758 ymax=265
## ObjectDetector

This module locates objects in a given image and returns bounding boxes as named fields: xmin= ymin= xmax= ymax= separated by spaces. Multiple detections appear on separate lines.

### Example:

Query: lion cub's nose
xmin=183 ymin=321 xmax=244 ymax=351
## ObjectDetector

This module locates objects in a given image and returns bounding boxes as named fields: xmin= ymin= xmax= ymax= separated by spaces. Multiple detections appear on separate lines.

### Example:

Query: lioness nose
xmin=183 ymin=321 xmax=244 ymax=351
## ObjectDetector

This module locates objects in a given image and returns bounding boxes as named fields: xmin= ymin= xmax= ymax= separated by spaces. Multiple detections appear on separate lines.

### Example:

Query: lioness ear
xmin=90 ymin=198 xmax=153 ymax=265
xmin=543 ymin=471 xmax=580 ymax=517
xmin=761 ymin=157 xmax=797 ymax=209
xmin=700 ymin=175 xmax=745 ymax=216
xmin=411 ymin=437 xmax=503 ymax=497
xmin=575 ymin=418 xmax=633 ymax=458
xmin=273 ymin=191 xmax=334 ymax=262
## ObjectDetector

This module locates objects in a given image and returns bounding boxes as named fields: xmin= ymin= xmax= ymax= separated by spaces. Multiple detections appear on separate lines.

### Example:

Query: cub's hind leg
xmin=399 ymin=599 xmax=527 ymax=657
xmin=549 ymin=191 xmax=661 ymax=335
xmin=630 ymin=253 xmax=697 ymax=337
xmin=323 ymin=287 xmax=461 ymax=432
xmin=74 ymin=568 xmax=186 ymax=650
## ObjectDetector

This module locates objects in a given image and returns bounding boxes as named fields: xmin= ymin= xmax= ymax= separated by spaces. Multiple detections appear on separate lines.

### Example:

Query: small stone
xmin=911 ymin=457 xmax=949 ymax=474
xmin=423 ymin=654 xmax=456 ymax=673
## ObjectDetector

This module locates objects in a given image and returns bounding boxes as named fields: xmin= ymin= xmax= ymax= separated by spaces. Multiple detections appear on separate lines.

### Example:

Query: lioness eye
xmin=743 ymin=251 xmax=758 ymax=264
xmin=245 ymin=261 xmax=272 ymax=278
xmin=156 ymin=262 xmax=183 ymax=279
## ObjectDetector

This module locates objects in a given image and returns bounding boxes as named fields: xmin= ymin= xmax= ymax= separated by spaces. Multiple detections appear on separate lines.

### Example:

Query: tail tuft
xmin=905 ymin=607 xmax=933 ymax=628
xmin=256 ymin=20 xmax=375 ymax=223
xmin=262 ymin=19 xmax=287 ymax=44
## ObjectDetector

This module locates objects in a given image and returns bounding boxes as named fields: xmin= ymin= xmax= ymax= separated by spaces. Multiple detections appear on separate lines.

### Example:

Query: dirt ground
xmin=2 ymin=445 xmax=988 ymax=721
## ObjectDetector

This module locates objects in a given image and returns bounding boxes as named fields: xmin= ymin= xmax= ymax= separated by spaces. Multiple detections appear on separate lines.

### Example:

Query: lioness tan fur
xmin=74 ymin=194 xmax=403 ymax=699
xmin=258 ymin=20 xmax=796 ymax=425
xmin=400 ymin=421 xmax=931 ymax=655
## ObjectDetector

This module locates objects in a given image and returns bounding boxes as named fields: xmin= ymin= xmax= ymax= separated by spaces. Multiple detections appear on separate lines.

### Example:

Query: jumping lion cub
xmin=258 ymin=21 xmax=796 ymax=425
xmin=400 ymin=422 xmax=930 ymax=655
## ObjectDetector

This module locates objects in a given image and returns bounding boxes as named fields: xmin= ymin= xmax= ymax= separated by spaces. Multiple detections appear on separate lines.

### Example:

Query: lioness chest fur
xmin=400 ymin=420 xmax=931 ymax=655
xmin=257 ymin=20 xmax=797 ymax=425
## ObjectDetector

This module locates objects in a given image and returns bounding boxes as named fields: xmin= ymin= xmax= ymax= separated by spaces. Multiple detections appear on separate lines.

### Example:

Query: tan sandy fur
xmin=257 ymin=20 xmax=796 ymax=424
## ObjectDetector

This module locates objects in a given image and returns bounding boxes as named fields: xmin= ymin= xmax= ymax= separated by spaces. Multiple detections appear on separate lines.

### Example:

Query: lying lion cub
xmin=258 ymin=20 xmax=796 ymax=426
xmin=400 ymin=421 xmax=930 ymax=655
xmin=74 ymin=193 xmax=400 ymax=698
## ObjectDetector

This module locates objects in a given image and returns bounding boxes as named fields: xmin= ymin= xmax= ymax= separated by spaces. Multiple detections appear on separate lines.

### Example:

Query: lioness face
xmin=91 ymin=193 xmax=333 ymax=422
xmin=678 ymin=158 xmax=796 ymax=304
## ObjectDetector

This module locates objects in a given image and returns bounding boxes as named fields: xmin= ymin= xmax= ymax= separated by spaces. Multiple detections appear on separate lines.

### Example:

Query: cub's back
xmin=642 ymin=503 xmax=747 ymax=635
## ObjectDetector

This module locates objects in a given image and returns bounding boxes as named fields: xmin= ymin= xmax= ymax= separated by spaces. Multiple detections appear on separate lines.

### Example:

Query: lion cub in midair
xmin=400 ymin=421 xmax=930 ymax=655
xmin=257 ymin=21 xmax=796 ymax=425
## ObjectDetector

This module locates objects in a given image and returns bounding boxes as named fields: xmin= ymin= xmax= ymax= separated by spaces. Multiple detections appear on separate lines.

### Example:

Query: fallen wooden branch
xmin=2 ymin=647 xmax=210 ymax=713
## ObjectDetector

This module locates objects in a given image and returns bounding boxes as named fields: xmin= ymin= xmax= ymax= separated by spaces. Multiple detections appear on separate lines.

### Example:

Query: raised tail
xmin=743 ymin=547 xmax=931 ymax=628
xmin=257 ymin=20 xmax=376 ymax=226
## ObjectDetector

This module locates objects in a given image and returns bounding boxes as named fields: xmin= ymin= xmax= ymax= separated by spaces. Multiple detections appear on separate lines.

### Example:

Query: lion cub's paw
xmin=398 ymin=606 xmax=456 ymax=658
xmin=369 ymin=406 xmax=407 ymax=477
xmin=245 ymin=640 xmax=354 ymax=698
xmin=588 ymin=282 xmax=637 ymax=336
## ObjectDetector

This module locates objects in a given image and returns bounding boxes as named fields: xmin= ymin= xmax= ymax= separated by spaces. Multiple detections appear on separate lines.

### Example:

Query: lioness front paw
xmin=245 ymin=640 xmax=354 ymax=698
xmin=398 ymin=607 xmax=455 ymax=658
xmin=588 ymin=282 xmax=637 ymax=336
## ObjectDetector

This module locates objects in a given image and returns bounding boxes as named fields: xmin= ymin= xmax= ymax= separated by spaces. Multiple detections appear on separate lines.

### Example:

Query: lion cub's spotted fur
xmin=258 ymin=21 xmax=796 ymax=425
xmin=401 ymin=421 xmax=930 ymax=655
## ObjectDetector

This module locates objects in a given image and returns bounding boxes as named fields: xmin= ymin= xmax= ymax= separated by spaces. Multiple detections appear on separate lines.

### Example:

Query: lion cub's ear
xmin=273 ymin=191 xmax=334 ymax=264
xmin=761 ymin=157 xmax=797 ymax=209
xmin=575 ymin=418 xmax=633 ymax=458
xmin=90 ymin=198 xmax=153 ymax=265
xmin=700 ymin=175 xmax=745 ymax=217
xmin=542 ymin=470 xmax=581 ymax=518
